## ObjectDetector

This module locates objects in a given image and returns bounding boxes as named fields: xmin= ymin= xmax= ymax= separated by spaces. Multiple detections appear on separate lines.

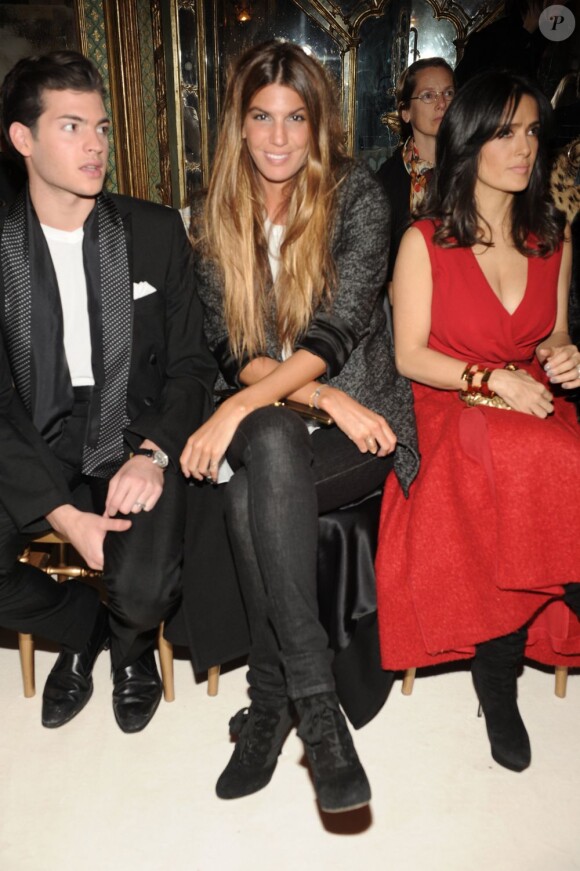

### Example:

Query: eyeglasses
xmin=409 ymin=89 xmax=455 ymax=104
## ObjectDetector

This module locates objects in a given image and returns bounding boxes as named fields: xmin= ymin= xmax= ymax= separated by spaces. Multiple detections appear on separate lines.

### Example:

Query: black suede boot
xmin=295 ymin=692 xmax=371 ymax=813
xmin=472 ymin=627 xmax=531 ymax=772
xmin=216 ymin=700 xmax=294 ymax=799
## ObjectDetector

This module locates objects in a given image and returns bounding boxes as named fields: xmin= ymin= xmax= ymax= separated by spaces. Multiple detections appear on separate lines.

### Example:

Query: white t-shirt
xmin=41 ymin=224 xmax=94 ymax=386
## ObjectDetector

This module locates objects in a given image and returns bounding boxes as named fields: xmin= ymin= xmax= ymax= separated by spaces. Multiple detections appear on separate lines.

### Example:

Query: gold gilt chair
xmin=17 ymin=533 xmax=176 ymax=701
xmin=400 ymin=665 xmax=569 ymax=698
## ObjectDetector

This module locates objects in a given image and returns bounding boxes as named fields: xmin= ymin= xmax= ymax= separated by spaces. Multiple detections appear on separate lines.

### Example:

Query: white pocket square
xmin=133 ymin=281 xmax=157 ymax=300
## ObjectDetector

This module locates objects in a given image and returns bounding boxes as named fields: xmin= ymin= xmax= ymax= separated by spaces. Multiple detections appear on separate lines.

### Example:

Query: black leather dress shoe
xmin=112 ymin=648 xmax=162 ymax=733
xmin=42 ymin=603 xmax=110 ymax=728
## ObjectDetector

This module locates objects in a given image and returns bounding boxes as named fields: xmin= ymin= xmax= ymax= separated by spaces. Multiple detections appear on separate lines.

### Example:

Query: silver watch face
xmin=152 ymin=449 xmax=169 ymax=469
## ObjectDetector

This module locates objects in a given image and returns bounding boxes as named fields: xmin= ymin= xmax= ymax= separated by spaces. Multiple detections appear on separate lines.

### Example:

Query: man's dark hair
xmin=0 ymin=50 xmax=105 ymax=161
xmin=419 ymin=69 xmax=565 ymax=257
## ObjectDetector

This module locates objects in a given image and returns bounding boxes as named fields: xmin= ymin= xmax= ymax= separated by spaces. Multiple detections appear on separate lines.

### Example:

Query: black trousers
xmin=0 ymin=394 xmax=185 ymax=668
xmin=225 ymin=406 xmax=393 ymax=703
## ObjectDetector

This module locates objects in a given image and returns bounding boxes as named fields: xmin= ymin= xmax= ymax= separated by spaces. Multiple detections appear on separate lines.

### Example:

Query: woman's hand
xmin=180 ymin=396 xmax=250 ymax=481
xmin=537 ymin=345 xmax=580 ymax=390
xmin=487 ymin=367 xmax=554 ymax=417
xmin=320 ymin=387 xmax=397 ymax=455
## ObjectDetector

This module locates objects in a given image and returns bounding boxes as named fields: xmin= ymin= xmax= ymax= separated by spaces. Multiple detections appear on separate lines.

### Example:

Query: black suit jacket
xmin=0 ymin=193 xmax=217 ymax=533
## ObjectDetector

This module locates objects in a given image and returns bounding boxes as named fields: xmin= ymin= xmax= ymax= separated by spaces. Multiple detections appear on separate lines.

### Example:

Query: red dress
xmin=376 ymin=220 xmax=580 ymax=669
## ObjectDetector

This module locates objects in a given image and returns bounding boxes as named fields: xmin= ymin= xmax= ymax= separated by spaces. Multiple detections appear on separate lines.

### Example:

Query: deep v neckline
xmin=469 ymin=247 xmax=529 ymax=317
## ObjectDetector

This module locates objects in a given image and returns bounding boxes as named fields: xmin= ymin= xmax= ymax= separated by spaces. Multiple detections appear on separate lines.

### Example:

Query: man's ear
xmin=8 ymin=122 xmax=33 ymax=159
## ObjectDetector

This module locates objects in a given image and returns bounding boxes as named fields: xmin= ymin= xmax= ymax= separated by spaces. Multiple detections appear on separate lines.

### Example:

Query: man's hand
xmin=46 ymin=504 xmax=131 ymax=571
xmin=105 ymin=455 xmax=164 ymax=517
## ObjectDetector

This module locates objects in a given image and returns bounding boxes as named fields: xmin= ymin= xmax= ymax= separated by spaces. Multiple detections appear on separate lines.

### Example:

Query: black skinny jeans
xmin=225 ymin=405 xmax=393 ymax=704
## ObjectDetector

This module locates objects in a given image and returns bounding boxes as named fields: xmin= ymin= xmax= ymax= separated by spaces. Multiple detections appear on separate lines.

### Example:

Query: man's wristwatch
xmin=132 ymin=448 xmax=169 ymax=469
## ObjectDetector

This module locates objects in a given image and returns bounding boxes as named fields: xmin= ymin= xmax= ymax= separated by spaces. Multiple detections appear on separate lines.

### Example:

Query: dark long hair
xmin=420 ymin=70 xmax=565 ymax=256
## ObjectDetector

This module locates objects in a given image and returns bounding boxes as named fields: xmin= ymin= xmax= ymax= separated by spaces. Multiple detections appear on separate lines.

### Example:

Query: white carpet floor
xmin=0 ymin=641 xmax=578 ymax=871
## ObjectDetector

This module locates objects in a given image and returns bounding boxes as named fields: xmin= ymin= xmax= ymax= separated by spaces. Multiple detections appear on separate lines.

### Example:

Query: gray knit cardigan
xmin=193 ymin=160 xmax=419 ymax=493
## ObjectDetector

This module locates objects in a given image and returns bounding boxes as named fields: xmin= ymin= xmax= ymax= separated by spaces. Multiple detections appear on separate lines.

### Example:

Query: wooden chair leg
xmin=18 ymin=633 xmax=35 ymax=698
xmin=555 ymin=665 xmax=568 ymax=699
xmin=402 ymin=667 xmax=416 ymax=696
xmin=207 ymin=664 xmax=220 ymax=696
xmin=157 ymin=623 xmax=175 ymax=703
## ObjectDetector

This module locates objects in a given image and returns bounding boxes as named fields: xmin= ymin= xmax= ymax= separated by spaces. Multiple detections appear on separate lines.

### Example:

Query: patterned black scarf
xmin=1 ymin=188 xmax=132 ymax=477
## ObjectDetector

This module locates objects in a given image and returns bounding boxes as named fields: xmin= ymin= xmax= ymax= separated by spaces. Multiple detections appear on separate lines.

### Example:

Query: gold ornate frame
xmin=83 ymin=0 xmax=504 ymax=203
xmin=166 ymin=0 xmax=208 ymax=204
xmin=290 ymin=0 xmax=392 ymax=154
xmin=74 ymin=0 xmax=162 ymax=200
xmin=423 ymin=0 xmax=502 ymax=59
xmin=74 ymin=0 xmax=88 ymax=56
xmin=102 ymin=0 xmax=150 ymax=199
xmin=169 ymin=0 xmax=393 ymax=202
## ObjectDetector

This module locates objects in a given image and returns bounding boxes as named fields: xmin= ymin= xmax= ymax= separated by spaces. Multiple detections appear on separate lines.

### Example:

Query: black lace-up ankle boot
xmin=216 ymin=701 xmax=294 ymax=799
xmin=295 ymin=692 xmax=371 ymax=813
xmin=472 ymin=627 xmax=531 ymax=772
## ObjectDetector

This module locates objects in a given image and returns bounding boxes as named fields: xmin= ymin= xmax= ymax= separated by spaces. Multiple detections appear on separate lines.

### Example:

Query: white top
xmin=42 ymin=224 xmax=94 ymax=386
xmin=265 ymin=218 xmax=284 ymax=284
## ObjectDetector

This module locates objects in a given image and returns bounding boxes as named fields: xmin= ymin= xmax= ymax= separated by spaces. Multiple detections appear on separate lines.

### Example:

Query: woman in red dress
xmin=375 ymin=70 xmax=580 ymax=773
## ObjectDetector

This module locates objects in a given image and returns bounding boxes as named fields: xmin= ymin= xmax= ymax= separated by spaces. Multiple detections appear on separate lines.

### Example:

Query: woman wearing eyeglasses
xmin=376 ymin=58 xmax=455 ymax=296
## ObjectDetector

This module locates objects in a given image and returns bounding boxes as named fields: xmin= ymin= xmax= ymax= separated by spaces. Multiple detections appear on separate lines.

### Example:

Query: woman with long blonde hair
xmin=181 ymin=40 xmax=418 ymax=814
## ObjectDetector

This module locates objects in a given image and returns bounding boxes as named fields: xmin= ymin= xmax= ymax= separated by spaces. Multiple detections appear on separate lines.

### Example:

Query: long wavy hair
xmin=200 ymin=40 xmax=348 ymax=361
xmin=420 ymin=70 xmax=565 ymax=256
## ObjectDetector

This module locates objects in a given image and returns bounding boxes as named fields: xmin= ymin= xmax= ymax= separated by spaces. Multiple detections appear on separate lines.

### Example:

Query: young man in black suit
xmin=0 ymin=51 xmax=216 ymax=732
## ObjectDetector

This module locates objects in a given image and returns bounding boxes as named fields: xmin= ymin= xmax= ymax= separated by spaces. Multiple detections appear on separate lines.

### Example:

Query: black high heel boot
xmin=471 ymin=627 xmax=531 ymax=772
xmin=295 ymin=692 xmax=371 ymax=813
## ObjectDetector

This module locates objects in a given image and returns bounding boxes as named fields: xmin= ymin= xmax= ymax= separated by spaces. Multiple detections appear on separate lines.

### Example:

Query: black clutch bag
xmin=214 ymin=390 xmax=334 ymax=427
xmin=273 ymin=398 xmax=333 ymax=426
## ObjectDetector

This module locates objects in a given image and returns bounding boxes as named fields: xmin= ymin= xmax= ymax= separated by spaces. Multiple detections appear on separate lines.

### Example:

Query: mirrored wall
xmin=170 ymin=0 xmax=505 ymax=204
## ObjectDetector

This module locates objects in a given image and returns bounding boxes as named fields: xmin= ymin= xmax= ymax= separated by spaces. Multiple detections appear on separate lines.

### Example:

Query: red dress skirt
xmin=375 ymin=221 xmax=580 ymax=669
